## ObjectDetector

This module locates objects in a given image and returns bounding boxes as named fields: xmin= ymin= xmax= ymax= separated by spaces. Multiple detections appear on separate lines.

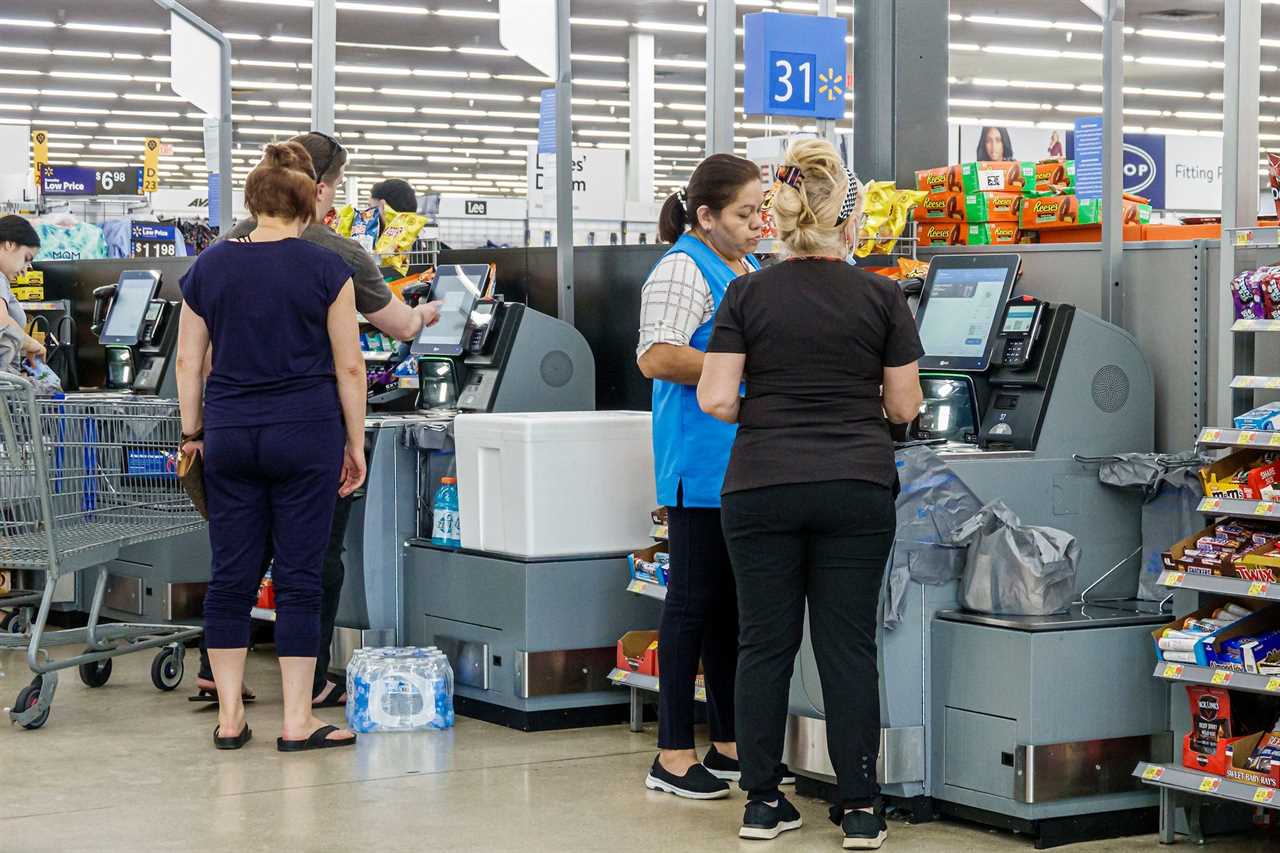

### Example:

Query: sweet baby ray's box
xmin=454 ymin=411 xmax=655 ymax=559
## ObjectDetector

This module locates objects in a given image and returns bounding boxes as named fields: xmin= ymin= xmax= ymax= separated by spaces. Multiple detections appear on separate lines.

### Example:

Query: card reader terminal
xmin=994 ymin=295 xmax=1044 ymax=369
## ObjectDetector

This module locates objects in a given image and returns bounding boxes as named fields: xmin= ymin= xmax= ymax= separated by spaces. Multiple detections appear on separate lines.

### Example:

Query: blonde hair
xmin=771 ymin=138 xmax=853 ymax=257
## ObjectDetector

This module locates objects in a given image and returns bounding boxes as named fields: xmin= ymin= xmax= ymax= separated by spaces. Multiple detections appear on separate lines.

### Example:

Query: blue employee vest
xmin=650 ymin=233 xmax=759 ymax=509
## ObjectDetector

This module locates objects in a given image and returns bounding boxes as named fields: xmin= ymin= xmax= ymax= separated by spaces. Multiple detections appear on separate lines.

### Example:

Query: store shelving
xmin=1230 ymin=376 xmax=1280 ymax=390
xmin=1232 ymin=319 xmax=1280 ymax=333
xmin=1197 ymin=428 xmax=1280 ymax=450
xmin=1134 ymin=763 xmax=1280 ymax=810
xmin=608 ymin=668 xmax=706 ymax=703
xmin=1195 ymin=497 xmax=1280 ymax=520
xmin=1152 ymin=661 xmax=1280 ymax=696
xmin=1157 ymin=569 xmax=1280 ymax=602
xmin=626 ymin=578 xmax=667 ymax=602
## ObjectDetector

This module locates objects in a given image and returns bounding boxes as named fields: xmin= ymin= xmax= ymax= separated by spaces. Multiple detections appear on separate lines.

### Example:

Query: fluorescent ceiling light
xmin=337 ymin=1 xmax=427 ymax=12
xmin=969 ymin=77 xmax=1076 ymax=91
xmin=53 ymin=50 xmax=114 ymax=59
xmin=270 ymin=35 xmax=312 ymax=44
xmin=335 ymin=85 xmax=375 ymax=92
xmin=1054 ymin=104 xmax=1103 ymax=113
xmin=232 ymin=80 xmax=301 ymax=90
xmin=496 ymin=74 xmax=554 ymax=83
xmin=949 ymin=43 xmax=980 ymax=52
xmin=1175 ymin=111 xmax=1224 ymax=120
xmin=572 ymin=53 xmax=626 ymax=63
xmin=965 ymin=15 xmax=1102 ymax=32
xmin=456 ymin=47 xmax=513 ymax=57
xmin=66 ymin=22 xmax=167 ymax=35
xmin=342 ymin=103 xmax=411 ymax=113
xmin=1135 ymin=28 xmax=1221 ymax=42
xmin=1136 ymin=56 xmax=1216 ymax=68
xmin=0 ymin=46 xmax=50 ymax=55
xmin=636 ymin=21 xmax=706 ymax=34
xmin=413 ymin=69 xmax=468 ymax=79
xmin=50 ymin=71 xmax=132 ymax=81
xmin=43 ymin=88 xmax=119 ymax=99
xmin=654 ymin=58 xmax=706 ymax=69
xmin=0 ymin=103 xmax=32 ymax=110
xmin=0 ymin=18 xmax=55 ymax=28
xmin=569 ymin=17 xmax=630 ymax=28
xmin=434 ymin=8 xmax=499 ymax=19
xmin=337 ymin=64 xmax=411 ymax=76
xmin=225 ymin=32 xmax=264 ymax=41
xmin=226 ymin=0 xmax=312 ymax=6
xmin=576 ymin=78 xmax=627 ymax=89
xmin=339 ymin=40 xmax=449 ymax=53
xmin=656 ymin=83 xmax=706 ymax=92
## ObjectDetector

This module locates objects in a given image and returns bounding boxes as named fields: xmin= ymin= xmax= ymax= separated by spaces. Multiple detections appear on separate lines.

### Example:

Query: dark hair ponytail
xmin=658 ymin=153 xmax=761 ymax=244
xmin=0 ymin=214 xmax=40 ymax=249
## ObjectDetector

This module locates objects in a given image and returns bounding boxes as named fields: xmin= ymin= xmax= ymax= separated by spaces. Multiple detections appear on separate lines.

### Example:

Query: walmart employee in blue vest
xmin=636 ymin=154 xmax=781 ymax=800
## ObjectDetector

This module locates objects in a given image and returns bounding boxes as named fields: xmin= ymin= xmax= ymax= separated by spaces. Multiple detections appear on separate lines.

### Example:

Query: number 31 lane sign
xmin=744 ymin=12 xmax=848 ymax=120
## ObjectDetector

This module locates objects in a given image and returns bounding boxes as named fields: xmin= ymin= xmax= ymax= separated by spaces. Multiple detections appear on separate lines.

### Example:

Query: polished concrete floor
xmin=0 ymin=646 xmax=1273 ymax=853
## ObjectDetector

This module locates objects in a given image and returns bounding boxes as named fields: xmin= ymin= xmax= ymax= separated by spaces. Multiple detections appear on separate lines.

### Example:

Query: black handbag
xmin=29 ymin=314 xmax=79 ymax=392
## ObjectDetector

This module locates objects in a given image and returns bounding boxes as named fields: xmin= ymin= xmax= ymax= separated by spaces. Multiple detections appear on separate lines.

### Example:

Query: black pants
xmin=200 ymin=494 xmax=355 ymax=698
xmin=722 ymin=479 xmax=894 ymax=809
xmin=657 ymin=500 xmax=738 ymax=750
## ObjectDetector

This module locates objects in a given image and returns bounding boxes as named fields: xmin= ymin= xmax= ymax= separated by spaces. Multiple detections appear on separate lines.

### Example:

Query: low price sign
xmin=744 ymin=12 xmax=848 ymax=120
xmin=42 ymin=166 xmax=144 ymax=197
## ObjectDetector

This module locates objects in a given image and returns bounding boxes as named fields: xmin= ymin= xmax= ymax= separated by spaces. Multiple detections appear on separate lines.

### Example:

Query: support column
xmin=1100 ymin=0 xmax=1124 ymax=327
xmin=311 ymin=0 xmax=336 ymax=136
xmin=554 ymin=0 xmax=573 ymax=324
xmin=815 ymin=0 xmax=838 ymax=145
xmin=628 ymin=32 xmax=655 ymax=203
xmin=705 ymin=0 xmax=736 ymax=155
xmin=1218 ymin=0 xmax=1262 ymax=423
xmin=852 ymin=0 xmax=946 ymax=183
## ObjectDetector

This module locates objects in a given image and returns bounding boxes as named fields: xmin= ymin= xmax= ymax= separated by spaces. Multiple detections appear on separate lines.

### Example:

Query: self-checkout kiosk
xmin=76 ymin=269 xmax=210 ymax=625
xmin=91 ymin=270 xmax=179 ymax=397
xmin=335 ymin=266 xmax=652 ymax=730
xmin=786 ymin=254 xmax=1172 ymax=840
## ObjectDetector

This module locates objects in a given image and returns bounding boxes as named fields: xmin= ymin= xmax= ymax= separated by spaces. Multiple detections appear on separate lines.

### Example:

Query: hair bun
xmin=261 ymin=141 xmax=316 ymax=181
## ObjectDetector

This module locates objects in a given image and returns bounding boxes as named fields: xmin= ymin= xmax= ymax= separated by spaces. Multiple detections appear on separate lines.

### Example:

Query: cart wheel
xmin=1 ymin=610 xmax=29 ymax=634
xmin=151 ymin=646 xmax=184 ymax=691
xmin=78 ymin=656 xmax=112 ymax=688
xmin=14 ymin=680 xmax=50 ymax=730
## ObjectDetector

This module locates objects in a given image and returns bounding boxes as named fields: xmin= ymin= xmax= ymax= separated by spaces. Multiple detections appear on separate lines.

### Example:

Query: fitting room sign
xmin=526 ymin=146 xmax=626 ymax=221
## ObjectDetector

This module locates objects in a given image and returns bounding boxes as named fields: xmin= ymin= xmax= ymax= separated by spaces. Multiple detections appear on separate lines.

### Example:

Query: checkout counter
xmin=335 ymin=265 xmax=653 ymax=731
xmin=786 ymin=254 xmax=1170 ymax=842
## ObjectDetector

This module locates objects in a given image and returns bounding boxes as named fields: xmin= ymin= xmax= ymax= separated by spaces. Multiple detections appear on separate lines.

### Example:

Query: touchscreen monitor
xmin=99 ymin=270 xmax=160 ymax=345
xmin=410 ymin=264 xmax=491 ymax=356
xmin=915 ymin=254 xmax=1019 ymax=371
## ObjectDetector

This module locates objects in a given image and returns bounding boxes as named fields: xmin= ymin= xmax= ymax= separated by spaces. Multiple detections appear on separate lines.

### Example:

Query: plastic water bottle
xmin=432 ymin=477 xmax=461 ymax=549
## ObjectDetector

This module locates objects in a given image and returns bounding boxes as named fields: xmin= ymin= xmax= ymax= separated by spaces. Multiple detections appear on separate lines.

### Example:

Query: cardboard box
xmin=1021 ymin=196 xmax=1152 ymax=229
xmin=1034 ymin=159 xmax=1075 ymax=192
xmin=12 ymin=269 xmax=43 ymax=302
xmin=911 ymin=191 xmax=1022 ymax=223
xmin=965 ymin=223 xmax=1024 ymax=245
xmin=916 ymin=222 xmax=965 ymax=246
xmin=628 ymin=543 xmax=669 ymax=586
xmin=915 ymin=161 xmax=1034 ymax=196
xmin=1150 ymin=597 xmax=1271 ymax=667
xmin=1200 ymin=449 xmax=1280 ymax=499
xmin=616 ymin=630 xmax=659 ymax=676
xmin=1227 ymin=730 xmax=1280 ymax=788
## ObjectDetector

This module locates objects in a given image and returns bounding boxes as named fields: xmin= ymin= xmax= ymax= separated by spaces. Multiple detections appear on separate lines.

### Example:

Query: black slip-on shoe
xmin=739 ymin=795 xmax=803 ymax=841
xmin=703 ymin=744 xmax=741 ymax=781
xmin=644 ymin=756 xmax=731 ymax=800
xmin=837 ymin=808 xmax=887 ymax=850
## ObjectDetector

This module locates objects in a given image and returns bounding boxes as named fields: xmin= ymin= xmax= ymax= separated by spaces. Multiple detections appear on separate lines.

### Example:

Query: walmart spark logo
xmin=818 ymin=67 xmax=843 ymax=102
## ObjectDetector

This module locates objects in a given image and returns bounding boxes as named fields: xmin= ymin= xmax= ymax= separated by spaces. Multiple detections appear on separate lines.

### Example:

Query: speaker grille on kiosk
xmin=540 ymin=351 xmax=573 ymax=388
xmin=1091 ymin=365 xmax=1130 ymax=413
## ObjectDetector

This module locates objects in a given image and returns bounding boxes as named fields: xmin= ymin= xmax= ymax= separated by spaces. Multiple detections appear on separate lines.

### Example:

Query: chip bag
xmin=332 ymin=205 xmax=356 ymax=237
xmin=854 ymin=181 xmax=895 ymax=258
xmin=350 ymin=205 xmax=382 ymax=253
xmin=374 ymin=212 xmax=429 ymax=276
xmin=876 ymin=186 xmax=927 ymax=254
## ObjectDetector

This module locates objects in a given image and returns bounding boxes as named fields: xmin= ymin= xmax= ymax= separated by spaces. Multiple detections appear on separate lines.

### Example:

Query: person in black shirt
xmin=698 ymin=139 xmax=923 ymax=849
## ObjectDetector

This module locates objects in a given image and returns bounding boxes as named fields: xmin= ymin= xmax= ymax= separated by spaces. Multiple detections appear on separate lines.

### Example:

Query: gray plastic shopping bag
xmin=883 ymin=446 xmax=984 ymax=629
xmin=947 ymin=500 xmax=1080 ymax=616
xmin=1091 ymin=451 xmax=1204 ymax=602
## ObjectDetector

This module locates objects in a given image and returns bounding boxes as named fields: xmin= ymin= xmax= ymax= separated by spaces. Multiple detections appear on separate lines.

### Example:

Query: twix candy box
xmin=912 ymin=191 xmax=1022 ymax=223
xmin=915 ymin=161 xmax=1034 ymax=196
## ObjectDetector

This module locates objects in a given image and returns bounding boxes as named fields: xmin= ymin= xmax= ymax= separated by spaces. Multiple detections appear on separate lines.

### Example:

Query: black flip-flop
xmin=190 ymin=685 xmax=257 ymax=704
xmin=214 ymin=723 xmax=253 ymax=750
xmin=311 ymin=681 xmax=347 ymax=709
xmin=277 ymin=725 xmax=357 ymax=753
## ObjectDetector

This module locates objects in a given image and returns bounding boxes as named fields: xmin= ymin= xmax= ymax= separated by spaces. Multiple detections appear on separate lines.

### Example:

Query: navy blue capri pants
xmin=201 ymin=418 xmax=345 ymax=657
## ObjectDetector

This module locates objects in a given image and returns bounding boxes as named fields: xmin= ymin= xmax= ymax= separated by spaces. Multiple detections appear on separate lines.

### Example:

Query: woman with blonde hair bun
xmin=697 ymin=138 xmax=924 ymax=849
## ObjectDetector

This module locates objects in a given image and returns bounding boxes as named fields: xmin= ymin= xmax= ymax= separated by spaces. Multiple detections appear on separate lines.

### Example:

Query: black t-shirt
xmin=707 ymin=259 xmax=924 ymax=495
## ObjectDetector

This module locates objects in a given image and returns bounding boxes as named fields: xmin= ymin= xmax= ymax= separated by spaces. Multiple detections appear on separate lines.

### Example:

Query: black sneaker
xmin=837 ymin=809 xmax=887 ymax=850
xmin=739 ymin=795 xmax=803 ymax=841
xmin=645 ymin=756 xmax=731 ymax=800
xmin=703 ymin=745 xmax=741 ymax=781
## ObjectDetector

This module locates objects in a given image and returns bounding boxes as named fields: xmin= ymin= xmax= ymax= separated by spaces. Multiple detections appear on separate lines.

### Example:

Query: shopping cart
xmin=0 ymin=372 xmax=205 ymax=729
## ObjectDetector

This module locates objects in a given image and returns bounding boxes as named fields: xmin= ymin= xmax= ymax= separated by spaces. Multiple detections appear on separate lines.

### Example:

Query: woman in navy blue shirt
xmin=176 ymin=141 xmax=367 ymax=752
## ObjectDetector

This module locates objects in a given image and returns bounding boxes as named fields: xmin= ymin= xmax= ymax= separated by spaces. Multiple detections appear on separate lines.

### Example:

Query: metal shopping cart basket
xmin=0 ymin=372 xmax=205 ymax=729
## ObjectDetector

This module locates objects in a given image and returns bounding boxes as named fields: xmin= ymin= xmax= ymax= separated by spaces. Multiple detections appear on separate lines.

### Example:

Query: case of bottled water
xmin=346 ymin=647 xmax=455 ymax=733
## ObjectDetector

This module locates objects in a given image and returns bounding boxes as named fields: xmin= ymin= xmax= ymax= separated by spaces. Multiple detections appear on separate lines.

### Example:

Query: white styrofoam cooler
xmin=453 ymin=411 xmax=655 ymax=559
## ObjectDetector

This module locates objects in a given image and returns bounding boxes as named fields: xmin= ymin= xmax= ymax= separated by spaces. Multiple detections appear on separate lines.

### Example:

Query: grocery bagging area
xmin=7 ymin=1 xmax=1280 ymax=851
